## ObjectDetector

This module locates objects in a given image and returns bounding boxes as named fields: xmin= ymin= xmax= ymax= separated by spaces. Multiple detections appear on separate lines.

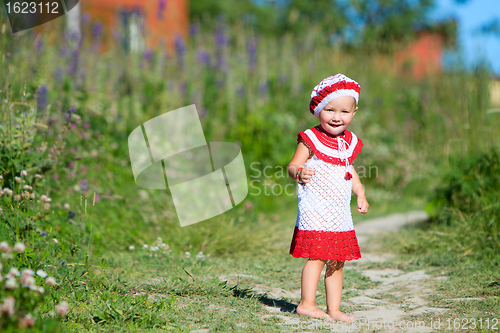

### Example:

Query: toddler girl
xmin=287 ymin=74 xmax=369 ymax=322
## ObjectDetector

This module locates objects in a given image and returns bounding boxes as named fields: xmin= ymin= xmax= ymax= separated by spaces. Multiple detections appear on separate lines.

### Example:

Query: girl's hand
xmin=357 ymin=195 xmax=369 ymax=214
xmin=299 ymin=167 xmax=315 ymax=184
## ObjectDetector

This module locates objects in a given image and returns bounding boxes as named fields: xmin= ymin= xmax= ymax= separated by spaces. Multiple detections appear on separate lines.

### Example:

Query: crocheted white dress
xmin=289 ymin=126 xmax=363 ymax=261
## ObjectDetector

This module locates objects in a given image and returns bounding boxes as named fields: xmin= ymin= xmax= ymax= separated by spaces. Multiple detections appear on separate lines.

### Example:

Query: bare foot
xmin=296 ymin=303 xmax=332 ymax=320
xmin=327 ymin=310 xmax=356 ymax=322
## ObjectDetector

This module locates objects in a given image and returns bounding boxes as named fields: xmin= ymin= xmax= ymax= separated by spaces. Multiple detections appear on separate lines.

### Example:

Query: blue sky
xmin=430 ymin=0 xmax=500 ymax=75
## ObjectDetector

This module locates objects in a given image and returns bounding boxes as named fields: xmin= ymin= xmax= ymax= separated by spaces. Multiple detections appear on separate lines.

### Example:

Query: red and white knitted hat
xmin=309 ymin=74 xmax=361 ymax=118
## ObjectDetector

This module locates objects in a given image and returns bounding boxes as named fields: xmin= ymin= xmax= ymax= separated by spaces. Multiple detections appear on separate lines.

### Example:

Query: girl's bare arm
xmin=288 ymin=142 xmax=315 ymax=183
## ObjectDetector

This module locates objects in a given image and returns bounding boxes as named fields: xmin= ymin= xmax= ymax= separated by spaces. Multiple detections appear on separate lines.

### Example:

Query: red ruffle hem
xmin=289 ymin=227 xmax=361 ymax=261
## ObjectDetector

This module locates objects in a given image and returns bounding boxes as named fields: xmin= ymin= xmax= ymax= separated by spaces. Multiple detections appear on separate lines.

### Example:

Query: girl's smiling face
xmin=319 ymin=96 xmax=358 ymax=136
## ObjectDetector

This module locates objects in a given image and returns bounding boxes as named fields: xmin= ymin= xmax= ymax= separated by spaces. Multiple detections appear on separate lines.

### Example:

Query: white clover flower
xmin=46 ymin=197 xmax=52 ymax=202
xmin=30 ymin=193 xmax=36 ymax=199
xmin=44 ymin=203 xmax=51 ymax=210
xmin=8 ymin=267 xmax=19 ymax=277
xmin=13 ymin=242 xmax=25 ymax=253
xmin=151 ymin=246 xmax=158 ymax=252
xmin=52 ymin=238 xmax=58 ymax=244
xmin=142 ymin=244 xmax=148 ymax=249
xmin=22 ymin=269 xmax=35 ymax=276
xmin=63 ymin=203 xmax=70 ymax=210
xmin=15 ymin=176 xmax=22 ymax=183
xmin=4 ymin=278 xmax=18 ymax=289
xmin=196 ymin=251 xmax=206 ymax=260
xmin=20 ymin=170 xmax=28 ymax=177
xmin=185 ymin=251 xmax=191 ymax=259
xmin=36 ymin=269 xmax=47 ymax=278
xmin=14 ymin=195 xmax=21 ymax=201
xmin=40 ymin=195 xmax=47 ymax=202
xmin=45 ymin=276 xmax=56 ymax=286
xmin=128 ymin=245 xmax=135 ymax=251
xmin=56 ymin=301 xmax=69 ymax=316
xmin=0 ymin=241 xmax=9 ymax=252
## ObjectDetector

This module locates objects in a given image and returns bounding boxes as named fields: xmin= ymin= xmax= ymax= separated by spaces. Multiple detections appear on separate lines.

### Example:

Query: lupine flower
xmin=248 ymin=38 xmax=257 ymax=69
xmin=157 ymin=0 xmax=166 ymax=19
xmin=92 ymin=23 xmax=103 ymax=39
xmin=45 ymin=277 xmax=56 ymax=286
xmin=20 ymin=170 xmax=28 ymax=177
xmin=189 ymin=23 xmax=199 ymax=37
xmin=56 ymin=301 xmax=69 ymax=316
xmin=67 ymin=49 xmax=80 ymax=76
xmin=36 ymin=85 xmax=48 ymax=110
xmin=54 ymin=66 xmax=63 ymax=83
xmin=197 ymin=50 xmax=211 ymax=66
xmin=35 ymin=38 xmax=43 ymax=53
xmin=13 ymin=243 xmax=25 ymax=253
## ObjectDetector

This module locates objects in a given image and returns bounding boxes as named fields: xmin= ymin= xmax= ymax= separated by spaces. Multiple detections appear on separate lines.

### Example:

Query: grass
xmin=1 ymin=8 xmax=500 ymax=332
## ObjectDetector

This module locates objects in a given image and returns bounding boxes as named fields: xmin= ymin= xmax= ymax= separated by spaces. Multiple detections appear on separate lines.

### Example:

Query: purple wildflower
xmin=80 ymin=180 xmax=88 ymax=192
xmin=174 ymin=35 xmax=186 ymax=57
xmin=35 ymin=38 xmax=43 ymax=53
xmin=259 ymin=81 xmax=268 ymax=97
xmin=237 ymin=86 xmax=245 ymax=96
xmin=54 ymin=67 xmax=63 ymax=83
xmin=69 ymin=161 xmax=75 ymax=169
xmin=67 ymin=49 xmax=79 ymax=76
xmin=53 ymin=173 xmax=59 ymax=180
xmin=247 ymin=38 xmax=257 ymax=69
xmin=179 ymin=82 xmax=187 ymax=97
xmin=92 ymin=23 xmax=103 ymax=40
xmin=68 ymin=211 xmax=76 ymax=220
xmin=82 ymin=13 xmax=90 ymax=26
xmin=36 ymin=85 xmax=48 ymax=110
xmin=215 ymin=25 xmax=227 ymax=49
xmin=189 ymin=24 xmax=199 ymax=37
xmin=143 ymin=49 xmax=153 ymax=62
xmin=199 ymin=109 xmax=207 ymax=118
xmin=157 ymin=0 xmax=166 ymax=20
xmin=40 ymin=231 xmax=47 ymax=238
xmin=197 ymin=51 xmax=210 ymax=66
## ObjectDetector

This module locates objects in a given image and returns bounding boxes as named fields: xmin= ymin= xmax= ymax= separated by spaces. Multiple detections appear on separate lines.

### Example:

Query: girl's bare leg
xmin=324 ymin=261 xmax=355 ymax=322
xmin=296 ymin=259 xmax=331 ymax=319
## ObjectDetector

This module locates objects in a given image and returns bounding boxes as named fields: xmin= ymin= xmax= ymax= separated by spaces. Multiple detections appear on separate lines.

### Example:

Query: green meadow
xmin=1 ymin=10 xmax=499 ymax=332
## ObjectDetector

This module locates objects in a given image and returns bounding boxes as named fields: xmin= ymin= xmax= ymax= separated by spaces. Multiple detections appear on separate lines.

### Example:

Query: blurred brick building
xmin=79 ymin=0 xmax=188 ymax=53
xmin=394 ymin=31 xmax=445 ymax=80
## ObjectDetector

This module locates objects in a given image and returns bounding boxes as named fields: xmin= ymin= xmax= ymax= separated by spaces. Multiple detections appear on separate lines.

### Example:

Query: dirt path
xmin=254 ymin=210 xmax=451 ymax=332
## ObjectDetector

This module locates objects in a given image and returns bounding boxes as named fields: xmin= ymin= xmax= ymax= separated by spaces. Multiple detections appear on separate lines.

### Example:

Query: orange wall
xmin=81 ymin=0 xmax=188 ymax=53
xmin=394 ymin=32 xmax=444 ymax=80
